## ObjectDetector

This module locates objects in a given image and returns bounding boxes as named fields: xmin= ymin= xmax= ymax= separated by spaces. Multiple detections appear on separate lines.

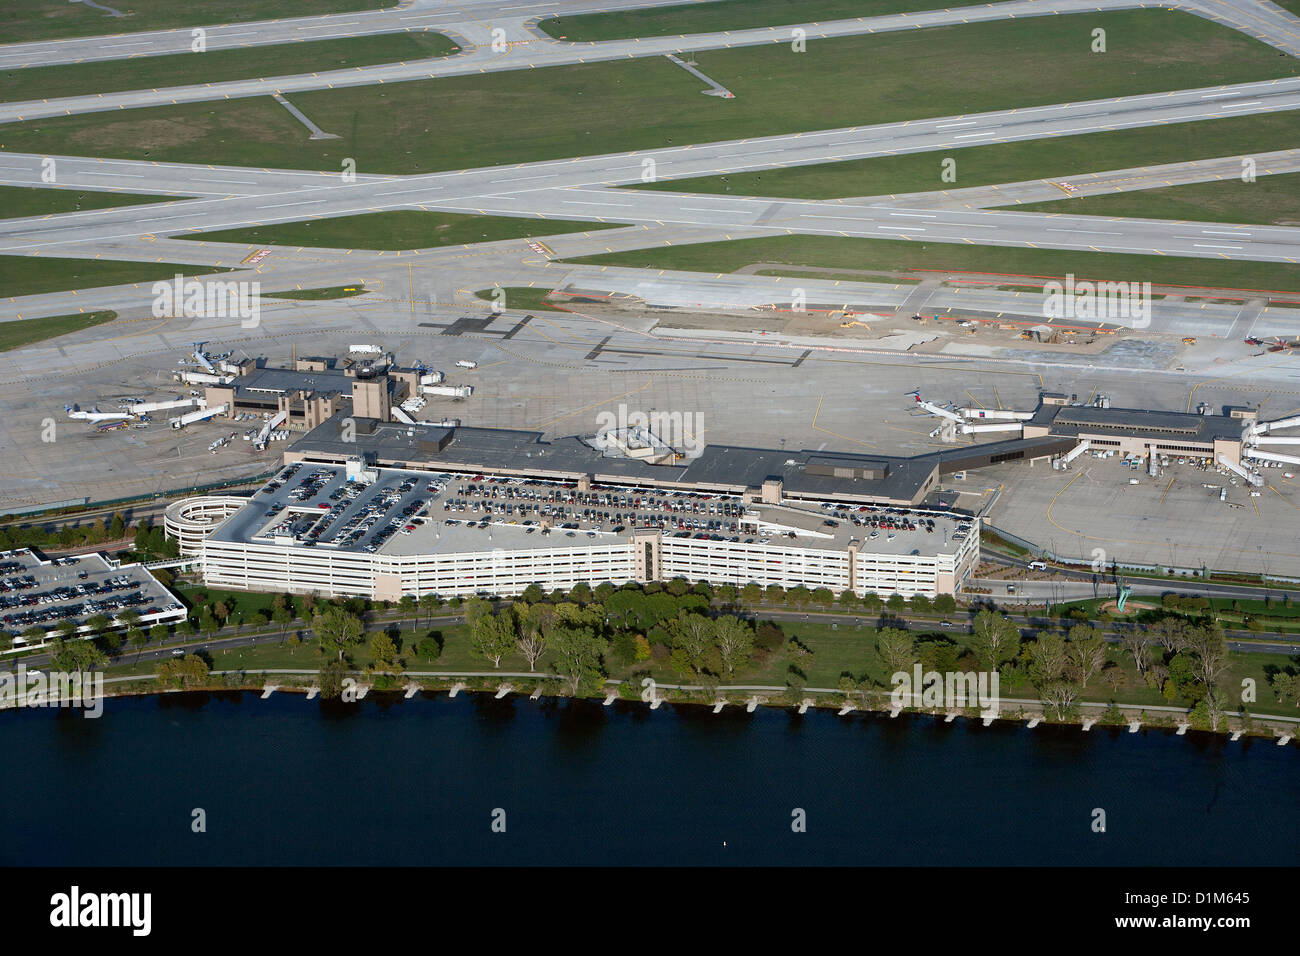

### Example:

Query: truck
xmin=455 ymin=360 xmax=478 ymax=370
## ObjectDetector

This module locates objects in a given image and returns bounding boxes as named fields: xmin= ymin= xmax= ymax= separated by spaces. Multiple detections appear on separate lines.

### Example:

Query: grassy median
xmin=0 ymin=255 xmax=228 ymax=299
xmin=994 ymin=171 xmax=1300 ymax=227
xmin=538 ymin=0 xmax=992 ymax=40
xmin=0 ymin=184 xmax=177 ymax=218
xmin=630 ymin=114 xmax=1300 ymax=201
xmin=1 ymin=12 xmax=1292 ymax=175
xmin=186 ymin=211 xmax=619 ymax=250
xmin=2 ymin=32 xmax=459 ymax=103
xmin=1 ymin=0 xmax=395 ymax=42
xmin=0 ymin=310 xmax=117 ymax=351
xmin=564 ymin=236 xmax=1300 ymax=295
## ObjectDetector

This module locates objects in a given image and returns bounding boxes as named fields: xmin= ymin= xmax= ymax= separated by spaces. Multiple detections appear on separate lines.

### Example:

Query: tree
xmin=156 ymin=655 xmax=209 ymax=689
xmin=398 ymin=595 xmax=416 ymax=622
xmin=548 ymin=625 xmax=608 ymax=696
xmin=21 ymin=625 xmax=44 ymax=646
xmin=318 ymin=660 xmax=349 ymax=700
xmin=909 ymin=594 xmax=932 ymax=614
xmin=312 ymin=607 xmax=364 ymax=662
xmin=741 ymin=583 xmax=762 ymax=605
xmin=1039 ymin=681 xmax=1081 ymax=721
xmin=149 ymin=623 xmax=169 ymax=644
xmin=369 ymin=633 xmax=401 ymax=672
xmin=1065 ymin=625 xmax=1107 ymax=686
xmin=50 ymin=637 xmax=107 ymax=675
xmin=669 ymin=613 xmax=714 ymax=676
xmin=470 ymin=607 xmax=518 ymax=668
xmin=932 ymin=593 xmax=957 ymax=615
xmin=1150 ymin=617 xmax=1188 ymax=654
xmin=1184 ymin=623 xmax=1230 ymax=692
xmin=1026 ymin=633 xmax=1068 ymax=687
xmin=876 ymin=628 xmax=915 ymax=677
xmin=971 ymin=610 xmax=1019 ymax=672
xmin=885 ymin=593 xmax=906 ymax=613
xmin=860 ymin=592 xmax=883 ymax=612
xmin=272 ymin=604 xmax=294 ymax=643
xmin=516 ymin=605 xmax=547 ymax=671
xmin=787 ymin=586 xmax=812 ymax=607
xmin=712 ymin=615 xmax=754 ymax=677
xmin=125 ymin=626 xmax=147 ymax=660
xmin=419 ymin=592 xmax=442 ymax=627
xmin=177 ymin=617 xmax=197 ymax=640
xmin=1121 ymin=627 xmax=1153 ymax=677
xmin=198 ymin=608 xmax=219 ymax=639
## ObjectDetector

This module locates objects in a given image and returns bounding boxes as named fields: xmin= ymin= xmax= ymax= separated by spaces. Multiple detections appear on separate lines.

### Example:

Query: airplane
xmin=65 ymin=404 xmax=131 ymax=423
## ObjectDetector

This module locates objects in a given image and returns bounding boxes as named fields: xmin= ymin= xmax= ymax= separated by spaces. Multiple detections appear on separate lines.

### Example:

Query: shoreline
xmin=14 ymin=672 xmax=1297 ymax=745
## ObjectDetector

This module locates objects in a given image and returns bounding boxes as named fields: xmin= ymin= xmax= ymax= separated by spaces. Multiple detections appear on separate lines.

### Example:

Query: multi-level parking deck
xmin=190 ymin=463 xmax=979 ymax=600
xmin=0 ymin=549 xmax=186 ymax=645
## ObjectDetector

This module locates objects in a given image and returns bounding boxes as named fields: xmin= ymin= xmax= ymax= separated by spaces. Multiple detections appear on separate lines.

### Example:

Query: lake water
xmin=0 ymin=692 xmax=1294 ymax=866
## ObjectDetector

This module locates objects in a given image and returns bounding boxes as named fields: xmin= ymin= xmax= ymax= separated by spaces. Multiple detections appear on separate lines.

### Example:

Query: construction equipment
xmin=1182 ymin=337 xmax=1197 ymax=345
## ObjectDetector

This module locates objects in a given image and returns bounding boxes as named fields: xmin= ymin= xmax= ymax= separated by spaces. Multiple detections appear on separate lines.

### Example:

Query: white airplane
xmin=65 ymin=404 xmax=131 ymax=423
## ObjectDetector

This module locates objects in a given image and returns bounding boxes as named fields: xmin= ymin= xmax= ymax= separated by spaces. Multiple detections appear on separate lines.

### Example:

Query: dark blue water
xmin=1 ymin=692 xmax=1295 ymax=866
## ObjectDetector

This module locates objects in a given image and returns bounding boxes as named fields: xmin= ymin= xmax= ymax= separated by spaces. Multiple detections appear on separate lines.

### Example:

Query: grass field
xmin=995 ymin=171 xmax=1300 ymax=227
xmin=2 ymin=12 xmax=1291 ymax=175
xmin=264 ymin=284 xmax=370 ymax=300
xmin=0 ymin=255 xmax=228 ymax=299
xmin=0 ymin=310 xmax=117 ymax=351
xmin=1 ymin=32 xmax=458 ymax=104
xmin=564 ymin=235 xmax=1300 ymax=294
xmin=2 ymin=0 xmax=392 ymax=42
xmin=0 ymin=184 xmax=177 ymax=218
xmin=186 ymin=210 xmax=618 ymax=250
xmin=630 ymin=114 xmax=1300 ymax=201
xmin=473 ymin=287 xmax=566 ymax=312
xmin=537 ymin=0 xmax=990 ymax=40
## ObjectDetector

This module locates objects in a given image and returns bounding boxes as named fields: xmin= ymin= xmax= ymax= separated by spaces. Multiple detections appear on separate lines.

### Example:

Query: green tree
xmin=318 ymin=660 xmax=349 ymax=700
xmin=909 ymin=594 xmax=933 ymax=614
xmin=369 ymin=633 xmax=401 ymax=672
xmin=470 ymin=607 xmax=518 ymax=668
xmin=932 ymin=593 xmax=957 ymax=615
xmin=272 ymin=604 xmax=294 ymax=643
xmin=419 ymin=591 xmax=442 ymax=627
xmin=885 ymin=593 xmax=906 ymax=613
xmin=876 ymin=628 xmax=915 ymax=677
xmin=971 ymin=610 xmax=1019 ymax=672
xmin=312 ymin=607 xmax=364 ymax=662
xmin=549 ymin=625 xmax=608 ymax=696
xmin=712 ymin=615 xmax=754 ymax=677
xmin=741 ymin=583 xmax=762 ymax=604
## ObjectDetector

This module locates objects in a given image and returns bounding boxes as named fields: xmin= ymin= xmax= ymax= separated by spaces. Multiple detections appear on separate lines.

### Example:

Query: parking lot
xmin=0 ymin=549 xmax=186 ymax=643
xmin=215 ymin=462 xmax=974 ymax=563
